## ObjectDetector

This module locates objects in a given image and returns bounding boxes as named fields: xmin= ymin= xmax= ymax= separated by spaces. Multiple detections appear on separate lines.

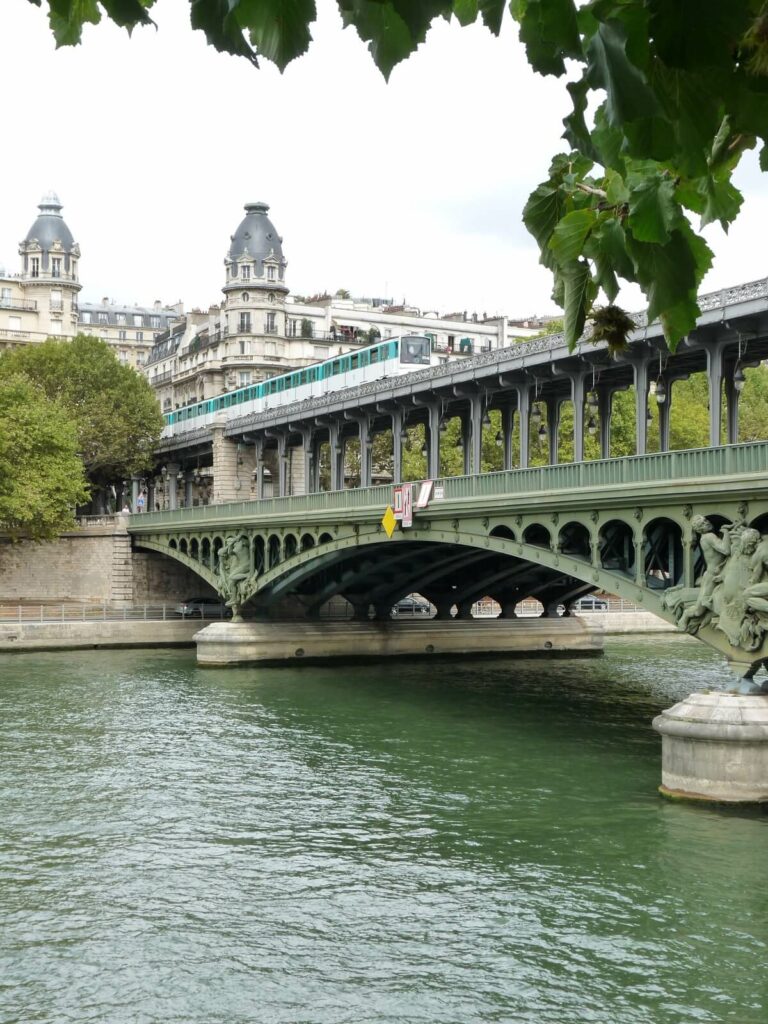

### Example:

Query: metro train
xmin=162 ymin=334 xmax=433 ymax=437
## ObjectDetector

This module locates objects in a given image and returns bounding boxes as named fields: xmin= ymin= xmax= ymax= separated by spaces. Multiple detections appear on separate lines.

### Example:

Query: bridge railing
xmin=130 ymin=440 xmax=768 ymax=526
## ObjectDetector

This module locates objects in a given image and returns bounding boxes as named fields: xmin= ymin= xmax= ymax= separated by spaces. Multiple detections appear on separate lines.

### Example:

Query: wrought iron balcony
xmin=0 ymin=297 xmax=36 ymax=312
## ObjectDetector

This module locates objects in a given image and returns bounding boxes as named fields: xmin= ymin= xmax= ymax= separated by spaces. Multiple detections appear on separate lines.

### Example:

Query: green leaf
xmin=626 ymin=228 xmax=712 ymax=349
xmin=699 ymin=175 xmax=743 ymax=232
xmin=760 ymin=144 xmax=768 ymax=172
xmin=523 ymin=184 xmax=565 ymax=270
xmin=562 ymin=76 xmax=598 ymax=161
xmin=338 ymin=0 xmax=446 ymax=79
xmin=591 ymin=102 xmax=625 ymax=171
xmin=452 ymin=0 xmax=477 ymax=26
xmin=585 ymin=20 xmax=660 ymax=126
xmin=511 ymin=0 xmax=581 ymax=78
xmin=562 ymin=259 xmax=593 ymax=350
xmin=477 ymin=0 xmax=506 ymax=34
xmin=626 ymin=173 xmax=678 ymax=243
xmin=647 ymin=0 xmax=751 ymax=70
xmin=236 ymin=0 xmax=316 ymax=71
xmin=604 ymin=168 xmax=629 ymax=205
xmin=47 ymin=0 xmax=101 ymax=46
xmin=190 ymin=0 xmax=259 ymax=63
xmin=549 ymin=208 xmax=596 ymax=267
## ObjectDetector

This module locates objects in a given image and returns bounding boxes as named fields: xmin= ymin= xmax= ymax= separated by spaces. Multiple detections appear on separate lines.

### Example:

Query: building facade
xmin=0 ymin=193 xmax=179 ymax=366
xmin=145 ymin=201 xmax=540 ymax=413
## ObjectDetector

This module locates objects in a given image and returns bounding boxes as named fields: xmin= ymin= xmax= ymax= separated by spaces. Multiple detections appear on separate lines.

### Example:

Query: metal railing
xmin=131 ymin=439 xmax=768 ymax=528
xmin=0 ymin=603 xmax=228 ymax=623
xmin=0 ymin=297 xmax=36 ymax=311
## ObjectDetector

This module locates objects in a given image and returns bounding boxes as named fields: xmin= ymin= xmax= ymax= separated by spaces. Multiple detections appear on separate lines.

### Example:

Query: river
xmin=0 ymin=637 xmax=766 ymax=1023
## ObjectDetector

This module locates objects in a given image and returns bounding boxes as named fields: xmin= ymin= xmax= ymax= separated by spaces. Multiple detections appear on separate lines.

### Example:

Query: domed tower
xmin=222 ymin=201 xmax=289 ymax=383
xmin=18 ymin=192 xmax=81 ymax=337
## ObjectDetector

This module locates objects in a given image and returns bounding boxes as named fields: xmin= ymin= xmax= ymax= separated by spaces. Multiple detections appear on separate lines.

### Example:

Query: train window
xmin=332 ymin=360 xmax=341 ymax=375
xmin=400 ymin=336 xmax=431 ymax=365
xmin=370 ymin=348 xmax=379 ymax=364
xmin=351 ymin=354 xmax=359 ymax=370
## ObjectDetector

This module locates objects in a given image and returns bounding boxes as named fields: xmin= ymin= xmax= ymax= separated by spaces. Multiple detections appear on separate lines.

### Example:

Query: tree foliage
xmin=0 ymin=335 xmax=164 ymax=487
xmin=0 ymin=374 xmax=88 ymax=539
xmin=27 ymin=1 xmax=768 ymax=352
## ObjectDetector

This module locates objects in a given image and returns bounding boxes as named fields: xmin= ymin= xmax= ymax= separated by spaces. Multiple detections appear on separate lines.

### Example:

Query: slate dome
xmin=228 ymin=201 xmax=284 ymax=264
xmin=23 ymin=191 xmax=76 ymax=253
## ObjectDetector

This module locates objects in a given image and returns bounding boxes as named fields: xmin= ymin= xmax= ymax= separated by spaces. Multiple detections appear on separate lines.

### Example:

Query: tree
xmin=28 ymin=2 xmax=768 ymax=354
xmin=0 ymin=374 xmax=88 ymax=539
xmin=0 ymin=335 xmax=164 ymax=489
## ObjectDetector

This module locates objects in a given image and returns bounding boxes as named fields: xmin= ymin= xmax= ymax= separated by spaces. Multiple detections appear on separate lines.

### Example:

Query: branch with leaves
xmin=28 ymin=0 xmax=768 ymax=350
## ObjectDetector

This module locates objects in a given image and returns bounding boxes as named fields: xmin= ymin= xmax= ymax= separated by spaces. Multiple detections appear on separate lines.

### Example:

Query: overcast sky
xmin=1 ymin=0 xmax=765 ymax=318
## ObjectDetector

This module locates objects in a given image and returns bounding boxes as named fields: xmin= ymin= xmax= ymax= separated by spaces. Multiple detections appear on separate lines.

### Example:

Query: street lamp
xmin=587 ymin=391 xmax=599 ymax=413
xmin=537 ymin=423 xmax=548 ymax=443
xmin=587 ymin=416 xmax=597 ymax=436
xmin=655 ymin=377 xmax=667 ymax=404
xmin=494 ymin=431 xmax=503 ymax=448
xmin=734 ymin=364 xmax=746 ymax=392
xmin=531 ymin=403 xmax=542 ymax=427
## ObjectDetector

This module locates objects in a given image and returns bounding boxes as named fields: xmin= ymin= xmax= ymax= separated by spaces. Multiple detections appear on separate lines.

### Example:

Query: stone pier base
xmin=653 ymin=692 xmax=768 ymax=803
xmin=194 ymin=616 xmax=604 ymax=667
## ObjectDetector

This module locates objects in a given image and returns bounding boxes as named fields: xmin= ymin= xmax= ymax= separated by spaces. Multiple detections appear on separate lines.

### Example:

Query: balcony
xmin=0 ymin=297 xmax=37 ymax=312
xmin=151 ymin=370 xmax=174 ymax=385
xmin=49 ymin=301 xmax=64 ymax=313
xmin=264 ymin=324 xmax=279 ymax=334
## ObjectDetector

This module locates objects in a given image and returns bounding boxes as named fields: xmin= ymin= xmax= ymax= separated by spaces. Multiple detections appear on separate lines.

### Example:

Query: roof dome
xmin=23 ymin=191 xmax=76 ymax=252
xmin=228 ymin=201 xmax=284 ymax=264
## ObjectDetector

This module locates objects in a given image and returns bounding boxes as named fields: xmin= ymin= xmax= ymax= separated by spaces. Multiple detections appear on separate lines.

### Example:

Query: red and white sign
xmin=401 ymin=483 xmax=413 ymax=528
xmin=393 ymin=485 xmax=403 ymax=521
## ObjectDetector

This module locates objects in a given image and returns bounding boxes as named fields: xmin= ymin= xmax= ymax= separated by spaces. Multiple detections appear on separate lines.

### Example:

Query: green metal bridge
xmin=128 ymin=439 xmax=768 ymax=683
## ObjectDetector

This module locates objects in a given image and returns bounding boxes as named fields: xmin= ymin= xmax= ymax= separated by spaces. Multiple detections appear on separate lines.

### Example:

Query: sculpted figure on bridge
xmin=663 ymin=518 xmax=768 ymax=655
xmin=216 ymin=534 xmax=258 ymax=621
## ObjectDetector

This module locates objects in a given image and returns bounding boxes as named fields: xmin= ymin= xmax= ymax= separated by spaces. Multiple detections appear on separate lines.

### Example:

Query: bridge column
xmin=165 ymin=464 xmax=181 ymax=511
xmin=545 ymin=397 xmax=560 ymax=465
xmin=391 ymin=408 xmax=404 ymax=485
xmin=184 ymin=472 xmax=195 ymax=508
xmin=459 ymin=412 xmax=471 ymax=475
xmin=252 ymin=436 xmax=266 ymax=500
xmin=630 ymin=357 xmax=650 ymax=455
xmin=131 ymin=476 xmax=140 ymax=511
xmin=570 ymin=371 xmax=587 ymax=462
xmin=705 ymin=341 xmax=726 ymax=446
xmin=469 ymin=395 xmax=483 ymax=475
xmin=516 ymin=384 xmax=530 ymax=469
xmin=301 ymin=428 xmax=314 ymax=495
xmin=358 ymin=416 xmax=373 ymax=488
xmin=329 ymin=420 xmax=344 ymax=491
xmin=501 ymin=405 xmax=514 ymax=471
xmin=725 ymin=373 xmax=741 ymax=445
xmin=211 ymin=417 xmax=242 ymax=504
xmin=597 ymin=387 xmax=613 ymax=459
xmin=426 ymin=402 xmax=441 ymax=480
xmin=277 ymin=435 xmax=289 ymax=497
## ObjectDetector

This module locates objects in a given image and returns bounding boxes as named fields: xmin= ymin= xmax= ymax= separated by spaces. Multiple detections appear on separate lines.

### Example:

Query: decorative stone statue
xmin=216 ymin=533 xmax=258 ymax=620
xmin=663 ymin=517 xmax=768 ymax=659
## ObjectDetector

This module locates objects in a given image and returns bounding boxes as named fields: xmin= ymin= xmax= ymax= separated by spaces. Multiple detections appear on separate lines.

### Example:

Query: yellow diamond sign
xmin=381 ymin=505 xmax=397 ymax=538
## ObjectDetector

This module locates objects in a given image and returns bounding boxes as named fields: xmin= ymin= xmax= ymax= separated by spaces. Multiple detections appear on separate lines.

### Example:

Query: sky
xmin=1 ymin=0 xmax=766 ymax=319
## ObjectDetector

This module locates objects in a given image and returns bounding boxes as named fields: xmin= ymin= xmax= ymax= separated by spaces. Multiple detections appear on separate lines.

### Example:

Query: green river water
xmin=0 ymin=637 xmax=766 ymax=1024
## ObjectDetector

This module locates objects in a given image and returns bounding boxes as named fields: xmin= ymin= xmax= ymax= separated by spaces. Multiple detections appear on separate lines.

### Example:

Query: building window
xmin=239 ymin=339 xmax=248 ymax=355
xmin=98 ymin=312 xmax=108 ymax=323
xmin=312 ymin=345 xmax=326 ymax=359
xmin=134 ymin=314 xmax=143 ymax=327
xmin=51 ymin=258 xmax=61 ymax=278
xmin=50 ymin=320 xmax=62 ymax=335
xmin=286 ymin=319 xmax=297 ymax=337
xmin=267 ymin=265 xmax=276 ymax=281
xmin=81 ymin=311 xmax=91 ymax=324
xmin=116 ymin=313 xmax=126 ymax=325
xmin=150 ymin=315 xmax=160 ymax=328
xmin=239 ymin=312 xmax=251 ymax=333
xmin=136 ymin=331 xmax=144 ymax=341
xmin=9 ymin=316 xmax=21 ymax=332
xmin=241 ymin=292 xmax=249 ymax=302
xmin=239 ymin=371 xmax=251 ymax=386
xmin=118 ymin=330 xmax=127 ymax=341
xmin=30 ymin=257 xmax=39 ymax=278
xmin=241 ymin=265 xmax=250 ymax=280
xmin=265 ymin=312 xmax=276 ymax=333
xmin=268 ymin=292 xmax=275 ymax=303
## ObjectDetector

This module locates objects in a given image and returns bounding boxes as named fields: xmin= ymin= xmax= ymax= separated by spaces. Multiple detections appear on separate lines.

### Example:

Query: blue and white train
xmin=162 ymin=334 xmax=432 ymax=437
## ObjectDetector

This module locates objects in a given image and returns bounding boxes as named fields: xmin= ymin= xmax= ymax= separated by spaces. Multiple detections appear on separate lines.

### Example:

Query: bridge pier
xmin=193 ymin=616 xmax=604 ymax=667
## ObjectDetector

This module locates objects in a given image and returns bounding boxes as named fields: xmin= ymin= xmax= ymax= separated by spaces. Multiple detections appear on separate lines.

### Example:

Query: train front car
xmin=399 ymin=335 xmax=431 ymax=367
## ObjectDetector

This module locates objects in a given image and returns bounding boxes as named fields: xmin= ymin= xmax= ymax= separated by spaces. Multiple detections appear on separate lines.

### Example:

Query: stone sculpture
xmin=663 ymin=517 xmax=768 ymax=655
xmin=216 ymin=533 xmax=258 ymax=620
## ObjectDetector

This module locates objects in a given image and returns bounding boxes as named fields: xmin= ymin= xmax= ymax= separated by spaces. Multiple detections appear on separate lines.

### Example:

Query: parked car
xmin=392 ymin=598 xmax=432 ymax=617
xmin=574 ymin=596 xmax=608 ymax=611
xmin=175 ymin=597 xmax=230 ymax=619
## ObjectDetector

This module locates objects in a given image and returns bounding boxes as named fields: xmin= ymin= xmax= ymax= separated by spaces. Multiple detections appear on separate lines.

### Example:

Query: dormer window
xmin=51 ymin=258 xmax=61 ymax=278
xmin=267 ymin=265 xmax=276 ymax=281
xmin=242 ymin=265 xmax=251 ymax=280
xmin=30 ymin=257 xmax=39 ymax=278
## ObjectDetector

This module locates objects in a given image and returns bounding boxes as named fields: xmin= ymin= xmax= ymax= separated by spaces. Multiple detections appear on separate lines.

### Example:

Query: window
xmin=239 ymin=312 xmax=251 ymax=333
xmin=9 ymin=316 xmax=21 ymax=332
xmin=241 ymin=292 xmax=249 ymax=302
xmin=98 ymin=312 xmax=108 ymax=323
xmin=30 ymin=257 xmax=39 ymax=278
xmin=136 ymin=331 xmax=144 ymax=341
xmin=265 ymin=312 xmax=276 ymax=333
xmin=51 ymin=258 xmax=61 ymax=278
xmin=239 ymin=371 xmax=251 ymax=386
xmin=81 ymin=311 xmax=91 ymax=324
xmin=313 ymin=345 xmax=326 ymax=359
xmin=267 ymin=265 xmax=276 ymax=281
xmin=150 ymin=316 xmax=160 ymax=329
xmin=286 ymin=319 xmax=297 ymax=337
xmin=50 ymin=320 xmax=62 ymax=335
xmin=50 ymin=289 xmax=62 ymax=312
xmin=268 ymin=292 xmax=275 ymax=303
xmin=0 ymin=287 xmax=10 ymax=301
xmin=134 ymin=314 xmax=143 ymax=327
xmin=241 ymin=265 xmax=251 ymax=280
xmin=118 ymin=330 xmax=127 ymax=341
xmin=239 ymin=339 xmax=248 ymax=355
xmin=116 ymin=313 xmax=126 ymax=325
